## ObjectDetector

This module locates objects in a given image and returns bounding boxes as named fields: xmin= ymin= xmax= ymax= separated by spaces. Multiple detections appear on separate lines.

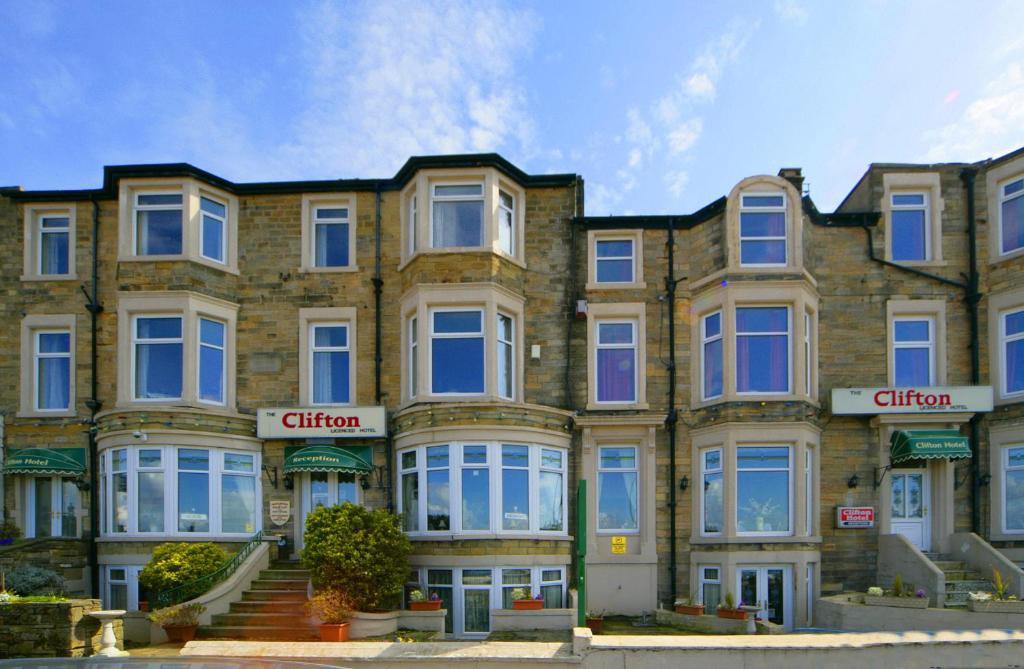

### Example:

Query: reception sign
xmin=831 ymin=386 xmax=993 ymax=415
xmin=257 ymin=407 xmax=387 ymax=438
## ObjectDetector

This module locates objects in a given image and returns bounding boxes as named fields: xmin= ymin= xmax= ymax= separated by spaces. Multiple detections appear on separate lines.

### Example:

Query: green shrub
xmin=148 ymin=602 xmax=206 ymax=626
xmin=301 ymin=503 xmax=412 ymax=611
xmin=0 ymin=519 xmax=21 ymax=541
xmin=138 ymin=542 xmax=229 ymax=600
xmin=5 ymin=565 xmax=65 ymax=596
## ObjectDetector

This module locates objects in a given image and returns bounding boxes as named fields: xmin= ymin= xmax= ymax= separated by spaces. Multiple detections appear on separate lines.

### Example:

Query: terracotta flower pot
xmin=138 ymin=600 xmax=150 ymax=612
xmin=585 ymin=617 xmax=603 ymax=633
xmin=162 ymin=624 xmax=198 ymax=643
xmin=319 ymin=622 xmax=350 ymax=642
xmin=674 ymin=604 xmax=705 ymax=616
xmin=716 ymin=608 xmax=748 ymax=620
xmin=513 ymin=599 xmax=544 ymax=610
xmin=410 ymin=600 xmax=442 ymax=611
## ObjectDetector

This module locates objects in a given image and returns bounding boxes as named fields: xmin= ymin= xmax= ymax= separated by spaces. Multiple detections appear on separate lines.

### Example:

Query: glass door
xmin=298 ymin=472 xmax=361 ymax=550
xmin=26 ymin=476 xmax=79 ymax=538
xmin=891 ymin=469 xmax=929 ymax=550
xmin=460 ymin=569 xmax=492 ymax=637
xmin=738 ymin=566 xmax=791 ymax=629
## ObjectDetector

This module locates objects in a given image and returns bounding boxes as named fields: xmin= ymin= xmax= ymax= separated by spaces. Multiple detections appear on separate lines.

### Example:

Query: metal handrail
xmin=152 ymin=530 xmax=263 ymax=609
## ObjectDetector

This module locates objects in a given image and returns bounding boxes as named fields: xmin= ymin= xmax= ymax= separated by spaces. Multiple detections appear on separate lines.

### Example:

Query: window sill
xmin=20 ymin=273 xmax=79 ymax=282
xmin=299 ymin=265 xmax=361 ymax=274
xmin=994 ymin=394 xmax=1024 ymax=407
xmin=689 ymin=535 xmax=822 ymax=545
xmin=992 ymin=246 xmax=1024 ymax=264
xmin=585 ymin=402 xmax=650 ymax=411
xmin=407 ymin=533 xmax=572 ymax=542
xmin=399 ymin=248 xmax=526 ymax=271
xmin=16 ymin=409 xmax=78 ymax=419
xmin=585 ymin=281 xmax=648 ymax=292
xmin=97 ymin=535 xmax=253 ymax=543
xmin=692 ymin=395 xmax=819 ymax=410
xmin=117 ymin=254 xmax=239 ymax=274
xmin=883 ymin=258 xmax=947 ymax=267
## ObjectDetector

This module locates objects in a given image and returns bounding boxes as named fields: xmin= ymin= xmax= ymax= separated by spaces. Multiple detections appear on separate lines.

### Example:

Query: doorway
xmin=296 ymin=471 xmax=360 ymax=551
xmin=891 ymin=469 xmax=930 ymax=551
xmin=24 ymin=476 xmax=80 ymax=538
xmin=737 ymin=565 xmax=792 ymax=629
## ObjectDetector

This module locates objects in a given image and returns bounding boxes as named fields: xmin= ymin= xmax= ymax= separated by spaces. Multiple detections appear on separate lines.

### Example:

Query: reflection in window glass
xmin=1003 ymin=309 xmax=1024 ymax=396
xmin=596 ymin=321 xmax=637 ymax=402
xmin=891 ymin=193 xmax=928 ymax=261
xmin=736 ymin=446 xmax=790 ymax=533
xmin=740 ymin=194 xmax=786 ymax=265
xmin=431 ymin=311 xmax=484 ymax=394
xmin=598 ymin=447 xmax=638 ymax=531
xmin=893 ymin=318 xmax=933 ymax=387
xmin=702 ymin=449 xmax=723 ymax=534
xmin=595 ymin=239 xmax=634 ymax=283
xmin=433 ymin=184 xmax=484 ymax=248
xmin=1006 ymin=447 xmax=1024 ymax=531
xmin=461 ymin=445 xmax=489 ymax=531
xmin=502 ymin=445 xmax=530 ymax=531
xmin=736 ymin=307 xmax=789 ymax=393
xmin=178 ymin=449 xmax=210 ymax=533
xmin=427 ymin=446 xmax=450 ymax=531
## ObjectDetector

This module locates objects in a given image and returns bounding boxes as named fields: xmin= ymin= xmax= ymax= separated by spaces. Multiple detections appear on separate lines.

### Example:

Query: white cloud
xmin=773 ymin=0 xmax=809 ymax=25
xmin=588 ymin=182 xmax=624 ymax=216
xmin=683 ymin=73 xmax=715 ymax=100
xmin=626 ymin=108 xmax=655 ymax=151
xmin=665 ymin=170 xmax=690 ymax=197
xmin=628 ymin=148 xmax=642 ymax=168
xmin=923 ymin=62 xmax=1024 ymax=162
xmin=667 ymin=118 xmax=703 ymax=155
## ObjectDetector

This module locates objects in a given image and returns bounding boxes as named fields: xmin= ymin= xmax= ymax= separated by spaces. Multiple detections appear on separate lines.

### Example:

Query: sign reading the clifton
xmin=257 ymin=407 xmax=387 ymax=438
xmin=831 ymin=386 xmax=993 ymax=415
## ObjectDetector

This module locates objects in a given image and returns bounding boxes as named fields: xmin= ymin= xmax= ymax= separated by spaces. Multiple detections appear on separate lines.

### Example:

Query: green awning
xmin=890 ymin=430 xmax=971 ymax=465
xmin=283 ymin=445 xmax=373 ymax=474
xmin=3 ymin=447 xmax=87 ymax=475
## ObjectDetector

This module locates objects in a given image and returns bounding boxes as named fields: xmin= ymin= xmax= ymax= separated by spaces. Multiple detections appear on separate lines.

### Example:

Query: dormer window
xmin=739 ymin=194 xmax=787 ymax=266
xmin=891 ymin=193 xmax=929 ymax=261
xmin=432 ymin=183 xmax=484 ymax=248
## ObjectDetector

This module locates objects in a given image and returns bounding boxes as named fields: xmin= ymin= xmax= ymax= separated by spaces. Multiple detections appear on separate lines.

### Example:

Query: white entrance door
xmin=25 ymin=476 xmax=79 ymax=538
xmin=296 ymin=472 xmax=360 ymax=551
xmin=891 ymin=469 xmax=930 ymax=551
xmin=738 ymin=566 xmax=792 ymax=629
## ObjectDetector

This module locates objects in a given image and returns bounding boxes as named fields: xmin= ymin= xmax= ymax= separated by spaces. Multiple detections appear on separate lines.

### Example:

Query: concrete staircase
xmin=924 ymin=553 xmax=995 ymax=609
xmin=197 ymin=561 xmax=318 ymax=640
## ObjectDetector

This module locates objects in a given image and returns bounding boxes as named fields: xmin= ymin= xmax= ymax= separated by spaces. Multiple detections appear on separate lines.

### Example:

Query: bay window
xmin=736 ymin=306 xmax=790 ymax=394
xmin=200 ymin=196 xmax=227 ymax=264
xmin=595 ymin=320 xmax=637 ymax=403
xmin=398 ymin=442 xmax=567 ymax=536
xmin=1004 ymin=446 xmax=1024 ymax=533
xmin=597 ymin=446 xmax=638 ymax=532
xmin=432 ymin=183 xmax=484 ymax=248
xmin=135 ymin=192 xmax=184 ymax=256
xmin=893 ymin=317 xmax=934 ymax=386
xmin=133 ymin=316 xmax=184 ymax=401
xmin=739 ymin=194 xmax=787 ymax=266
xmin=1002 ymin=308 xmax=1024 ymax=397
xmin=701 ymin=448 xmax=723 ymax=535
xmin=736 ymin=446 xmax=791 ymax=535
xmin=198 ymin=318 xmax=226 ymax=404
xmin=101 ymin=446 xmax=260 ymax=537
xmin=1000 ymin=176 xmax=1024 ymax=255
xmin=498 ymin=190 xmax=514 ymax=256
xmin=430 ymin=310 xmax=485 ymax=394
xmin=702 ymin=312 xmax=723 ymax=400
xmin=890 ymin=193 xmax=929 ymax=261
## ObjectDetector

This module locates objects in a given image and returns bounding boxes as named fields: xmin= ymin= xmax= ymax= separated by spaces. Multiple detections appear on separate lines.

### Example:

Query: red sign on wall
xmin=836 ymin=506 xmax=875 ymax=529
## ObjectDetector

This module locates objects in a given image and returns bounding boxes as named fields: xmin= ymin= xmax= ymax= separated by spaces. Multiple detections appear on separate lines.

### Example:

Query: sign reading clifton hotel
xmin=257 ymin=407 xmax=387 ymax=438
xmin=831 ymin=386 xmax=993 ymax=415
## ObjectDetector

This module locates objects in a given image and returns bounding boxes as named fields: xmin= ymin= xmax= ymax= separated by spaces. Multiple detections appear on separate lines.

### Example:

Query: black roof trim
xmin=6 ymin=154 xmax=579 ymax=202
xmin=574 ymin=196 xmax=727 ymax=230
xmin=803 ymin=195 xmax=879 ymax=227
xmin=989 ymin=144 xmax=1024 ymax=169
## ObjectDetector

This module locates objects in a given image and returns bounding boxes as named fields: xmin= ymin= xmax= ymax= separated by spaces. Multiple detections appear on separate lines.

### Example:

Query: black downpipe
xmin=961 ymin=167 xmax=982 ymax=534
xmin=84 ymin=200 xmax=104 ymax=598
xmin=665 ymin=221 xmax=678 ymax=605
xmin=373 ymin=186 xmax=392 ymax=512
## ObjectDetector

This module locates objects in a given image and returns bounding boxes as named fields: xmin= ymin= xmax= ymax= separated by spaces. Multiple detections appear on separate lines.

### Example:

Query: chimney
xmin=778 ymin=168 xmax=804 ymax=194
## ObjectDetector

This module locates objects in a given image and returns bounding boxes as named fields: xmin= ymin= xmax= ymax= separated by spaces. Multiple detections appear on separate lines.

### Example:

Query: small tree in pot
xmin=307 ymin=588 xmax=354 ymax=641
xmin=149 ymin=602 xmax=206 ymax=643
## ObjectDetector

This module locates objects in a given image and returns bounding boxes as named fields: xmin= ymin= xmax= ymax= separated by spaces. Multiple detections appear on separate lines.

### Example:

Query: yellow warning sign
xmin=611 ymin=536 xmax=627 ymax=554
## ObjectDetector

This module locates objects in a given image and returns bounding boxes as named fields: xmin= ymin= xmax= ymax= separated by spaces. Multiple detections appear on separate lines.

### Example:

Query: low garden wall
xmin=654 ymin=608 xmax=773 ymax=634
xmin=492 ymin=608 xmax=575 ymax=632
xmin=396 ymin=609 xmax=445 ymax=637
xmin=0 ymin=598 xmax=122 ymax=658
xmin=816 ymin=593 xmax=1024 ymax=632
xmin=0 ymin=538 xmax=90 ymax=596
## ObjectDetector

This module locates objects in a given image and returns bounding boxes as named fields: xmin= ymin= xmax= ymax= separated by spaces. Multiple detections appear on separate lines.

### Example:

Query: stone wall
xmin=0 ymin=538 xmax=90 ymax=595
xmin=0 ymin=598 xmax=121 ymax=658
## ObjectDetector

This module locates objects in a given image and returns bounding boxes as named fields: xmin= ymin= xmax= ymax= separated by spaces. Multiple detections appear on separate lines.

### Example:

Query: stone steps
xmin=241 ymin=589 xmax=307 ymax=602
xmin=196 ymin=625 xmax=319 ymax=641
xmin=925 ymin=553 xmax=995 ymax=608
xmin=230 ymin=600 xmax=307 ymax=614
xmin=199 ymin=563 xmax=314 ymax=641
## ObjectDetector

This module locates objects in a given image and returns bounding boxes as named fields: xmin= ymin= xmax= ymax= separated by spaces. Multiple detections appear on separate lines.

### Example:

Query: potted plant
xmin=511 ymin=587 xmax=544 ymax=610
xmin=585 ymin=609 xmax=604 ymax=634
xmin=149 ymin=602 xmax=206 ymax=643
xmin=863 ymin=575 xmax=928 ymax=609
xmin=968 ymin=569 xmax=1024 ymax=613
xmin=673 ymin=596 xmax=704 ymax=616
xmin=0 ymin=520 xmax=21 ymax=546
xmin=716 ymin=591 xmax=747 ymax=620
xmin=307 ymin=588 xmax=354 ymax=641
xmin=408 ymin=589 xmax=442 ymax=611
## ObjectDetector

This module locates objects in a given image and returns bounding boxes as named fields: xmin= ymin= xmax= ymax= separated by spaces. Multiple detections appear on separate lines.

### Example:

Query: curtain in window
xmin=541 ymin=584 xmax=562 ymax=608
xmin=1003 ymin=196 xmax=1024 ymax=254
xmin=135 ymin=343 xmax=183 ymax=399
xmin=463 ymin=589 xmax=490 ymax=633
xmin=313 ymin=351 xmax=349 ymax=404
xmin=41 ymin=231 xmax=68 ymax=274
xmin=1007 ymin=316 xmax=1024 ymax=393
xmin=597 ymin=349 xmax=635 ymax=401
xmin=736 ymin=334 xmax=788 ymax=392
xmin=39 ymin=357 xmax=70 ymax=410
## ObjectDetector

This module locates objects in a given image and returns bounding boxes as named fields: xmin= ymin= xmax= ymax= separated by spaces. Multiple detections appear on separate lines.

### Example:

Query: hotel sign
xmin=257 ymin=407 xmax=387 ymax=439
xmin=836 ymin=507 xmax=875 ymax=529
xmin=831 ymin=386 xmax=993 ymax=415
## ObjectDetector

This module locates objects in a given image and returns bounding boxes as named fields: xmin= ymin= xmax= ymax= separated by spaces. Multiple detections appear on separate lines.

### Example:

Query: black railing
xmin=152 ymin=530 xmax=263 ymax=609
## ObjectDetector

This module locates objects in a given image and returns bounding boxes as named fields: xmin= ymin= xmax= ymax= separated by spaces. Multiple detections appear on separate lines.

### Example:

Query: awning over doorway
xmin=2 ymin=447 xmax=87 ymax=475
xmin=283 ymin=445 xmax=373 ymax=474
xmin=890 ymin=430 xmax=971 ymax=465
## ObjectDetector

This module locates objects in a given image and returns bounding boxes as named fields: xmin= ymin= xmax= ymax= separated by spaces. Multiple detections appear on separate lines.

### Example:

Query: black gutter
xmin=574 ymin=197 xmax=726 ymax=231
xmin=859 ymin=224 xmax=967 ymax=289
xmin=84 ymin=200 xmax=104 ymax=598
xmin=665 ymin=221 xmax=680 ymax=606
xmin=961 ymin=167 xmax=983 ymax=534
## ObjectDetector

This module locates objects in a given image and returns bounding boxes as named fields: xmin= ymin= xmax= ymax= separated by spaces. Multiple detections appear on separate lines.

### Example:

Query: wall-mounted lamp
xmin=73 ymin=477 xmax=91 ymax=492
xmin=847 ymin=473 xmax=860 ymax=489
xmin=361 ymin=475 xmax=371 ymax=491
xmin=679 ymin=475 xmax=689 ymax=492
xmin=263 ymin=465 xmax=279 ymax=489
xmin=283 ymin=473 xmax=294 ymax=491
xmin=980 ymin=473 xmax=992 ymax=487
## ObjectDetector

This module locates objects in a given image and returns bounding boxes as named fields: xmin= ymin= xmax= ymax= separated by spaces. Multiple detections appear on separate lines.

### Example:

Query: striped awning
xmin=2 ymin=447 xmax=87 ymax=475
xmin=890 ymin=430 xmax=971 ymax=465
xmin=283 ymin=445 xmax=373 ymax=474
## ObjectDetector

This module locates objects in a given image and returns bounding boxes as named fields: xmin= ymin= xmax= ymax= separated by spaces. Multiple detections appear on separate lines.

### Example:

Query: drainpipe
xmin=565 ymin=177 xmax=581 ymax=408
xmin=84 ymin=199 xmax=104 ymax=598
xmin=960 ymin=167 xmax=982 ymax=534
xmin=373 ymin=185 xmax=392 ymax=512
xmin=665 ymin=219 xmax=679 ymax=606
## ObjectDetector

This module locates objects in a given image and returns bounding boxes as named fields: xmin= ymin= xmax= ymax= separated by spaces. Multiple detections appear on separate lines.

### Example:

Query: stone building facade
xmin=1 ymin=146 xmax=1023 ymax=635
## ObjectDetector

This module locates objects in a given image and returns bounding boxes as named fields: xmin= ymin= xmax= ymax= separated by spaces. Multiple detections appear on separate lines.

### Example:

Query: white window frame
xmin=701 ymin=311 xmax=723 ymax=401
xmin=135 ymin=447 xmax=166 ymax=534
xmin=804 ymin=311 xmax=812 ymax=396
xmin=408 ymin=193 xmax=418 ymax=255
xmin=594 ymin=237 xmax=636 ymax=285
xmin=396 ymin=442 xmax=569 ymax=538
xmin=103 ymin=565 xmax=144 ymax=611
xmin=698 ymin=565 xmax=721 ymax=611
xmin=999 ymin=176 xmax=1024 ymax=256
xmin=37 ymin=213 xmax=72 ymax=276
xmin=805 ymin=447 xmax=814 ymax=536
xmin=892 ymin=316 xmax=935 ymax=387
xmin=594 ymin=319 xmax=638 ymax=404
xmin=1000 ymin=307 xmax=1024 ymax=398
xmin=309 ymin=322 xmax=352 ymax=406
xmin=735 ymin=305 xmax=792 ymax=396
xmin=430 ymin=182 xmax=485 ymax=249
xmin=739 ymin=193 xmax=787 ymax=267
xmin=197 ymin=317 xmax=227 ymax=406
xmin=199 ymin=195 xmax=227 ymax=264
xmin=429 ymin=308 xmax=486 ymax=397
xmin=497 ymin=313 xmax=514 ymax=400
xmin=890 ymin=192 xmax=930 ymax=262
xmin=735 ymin=445 xmax=794 ymax=537
xmin=131 ymin=314 xmax=184 ymax=402
xmin=34 ymin=329 xmax=72 ymax=412
xmin=498 ymin=189 xmax=515 ymax=256
xmin=700 ymin=447 xmax=723 ymax=536
xmin=409 ymin=316 xmax=418 ymax=399
xmin=596 ymin=445 xmax=640 ymax=535
xmin=133 ymin=191 xmax=184 ymax=257
xmin=1003 ymin=445 xmax=1024 ymax=535
xmin=312 ymin=204 xmax=352 ymax=268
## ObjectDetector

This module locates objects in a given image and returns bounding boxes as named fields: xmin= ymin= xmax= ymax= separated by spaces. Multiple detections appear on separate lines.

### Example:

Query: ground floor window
xmin=21 ymin=476 xmax=80 ymax=538
xmin=409 ymin=565 xmax=566 ymax=638
xmin=102 ymin=565 xmax=144 ymax=611
xmin=698 ymin=565 xmax=721 ymax=613
xmin=1005 ymin=445 xmax=1024 ymax=533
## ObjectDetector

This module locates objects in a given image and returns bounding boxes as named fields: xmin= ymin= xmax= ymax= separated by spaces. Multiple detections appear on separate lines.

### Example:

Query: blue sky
xmin=1 ymin=0 xmax=1022 ymax=213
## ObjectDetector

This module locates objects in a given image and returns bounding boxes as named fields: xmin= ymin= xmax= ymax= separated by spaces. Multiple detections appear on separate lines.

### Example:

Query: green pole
xmin=577 ymin=480 xmax=587 ymax=628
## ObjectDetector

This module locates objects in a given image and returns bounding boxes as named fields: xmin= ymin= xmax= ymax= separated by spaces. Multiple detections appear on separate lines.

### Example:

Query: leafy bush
xmin=301 ymin=503 xmax=412 ymax=611
xmin=148 ymin=602 xmax=206 ymax=626
xmin=306 ymin=588 xmax=354 ymax=624
xmin=0 ymin=519 xmax=21 ymax=541
xmin=138 ymin=542 xmax=229 ymax=600
xmin=4 ymin=565 xmax=65 ymax=596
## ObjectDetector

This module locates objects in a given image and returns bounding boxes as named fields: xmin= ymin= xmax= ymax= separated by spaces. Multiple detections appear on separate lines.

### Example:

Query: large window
xmin=1000 ymin=177 xmax=1024 ymax=255
xmin=198 ymin=318 xmax=226 ymax=404
xmin=736 ymin=446 xmax=791 ymax=535
xmin=891 ymin=192 xmax=929 ymax=261
xmin=310 ymin=323 xmax=351 ymax=405
xmin=432 ymin=183 xmax=484 ymax=248
xmin=893 ymin=317 xmax=934 ymax=386
xmin=34 ymin=330 xmax=71 ymax=411
xmin=1002 ymin=308 xmax=1024 ymax=397
xmin=739 ymin=194 xmax=787 ymax=266
xmin=595 ymin=239 xmax=635 ymax=284
xmin=430 ymin=310 xmax=484 ymax=394
xmin=133 ymin=316 xmax=183 ymax=401
xmin=1005 ymin=446 xmax=1024 ymax=533
xmin=701 ymin=448 xmax=723 ymax=535
xmin=736 ymin=307 xmax=790 ymax=394
xmin=397 ymin=443 xmax=567 ymax=536
xmin=134 ymin=192 xmax=184 ymax=256
xmin=200 ymin=196 xmax=227 ymax=264
xmin=313 ymin=205 xmax=350 ymax=268
xmin=101 ymin=446 xmax=259 ymax=537
xmin=702 ymin=312 xmax=723 ymax=400
xmin=595 ymin=320 xmax=637 ymax=403
xmin=597 ymin=446 xmax=638 ymax=533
